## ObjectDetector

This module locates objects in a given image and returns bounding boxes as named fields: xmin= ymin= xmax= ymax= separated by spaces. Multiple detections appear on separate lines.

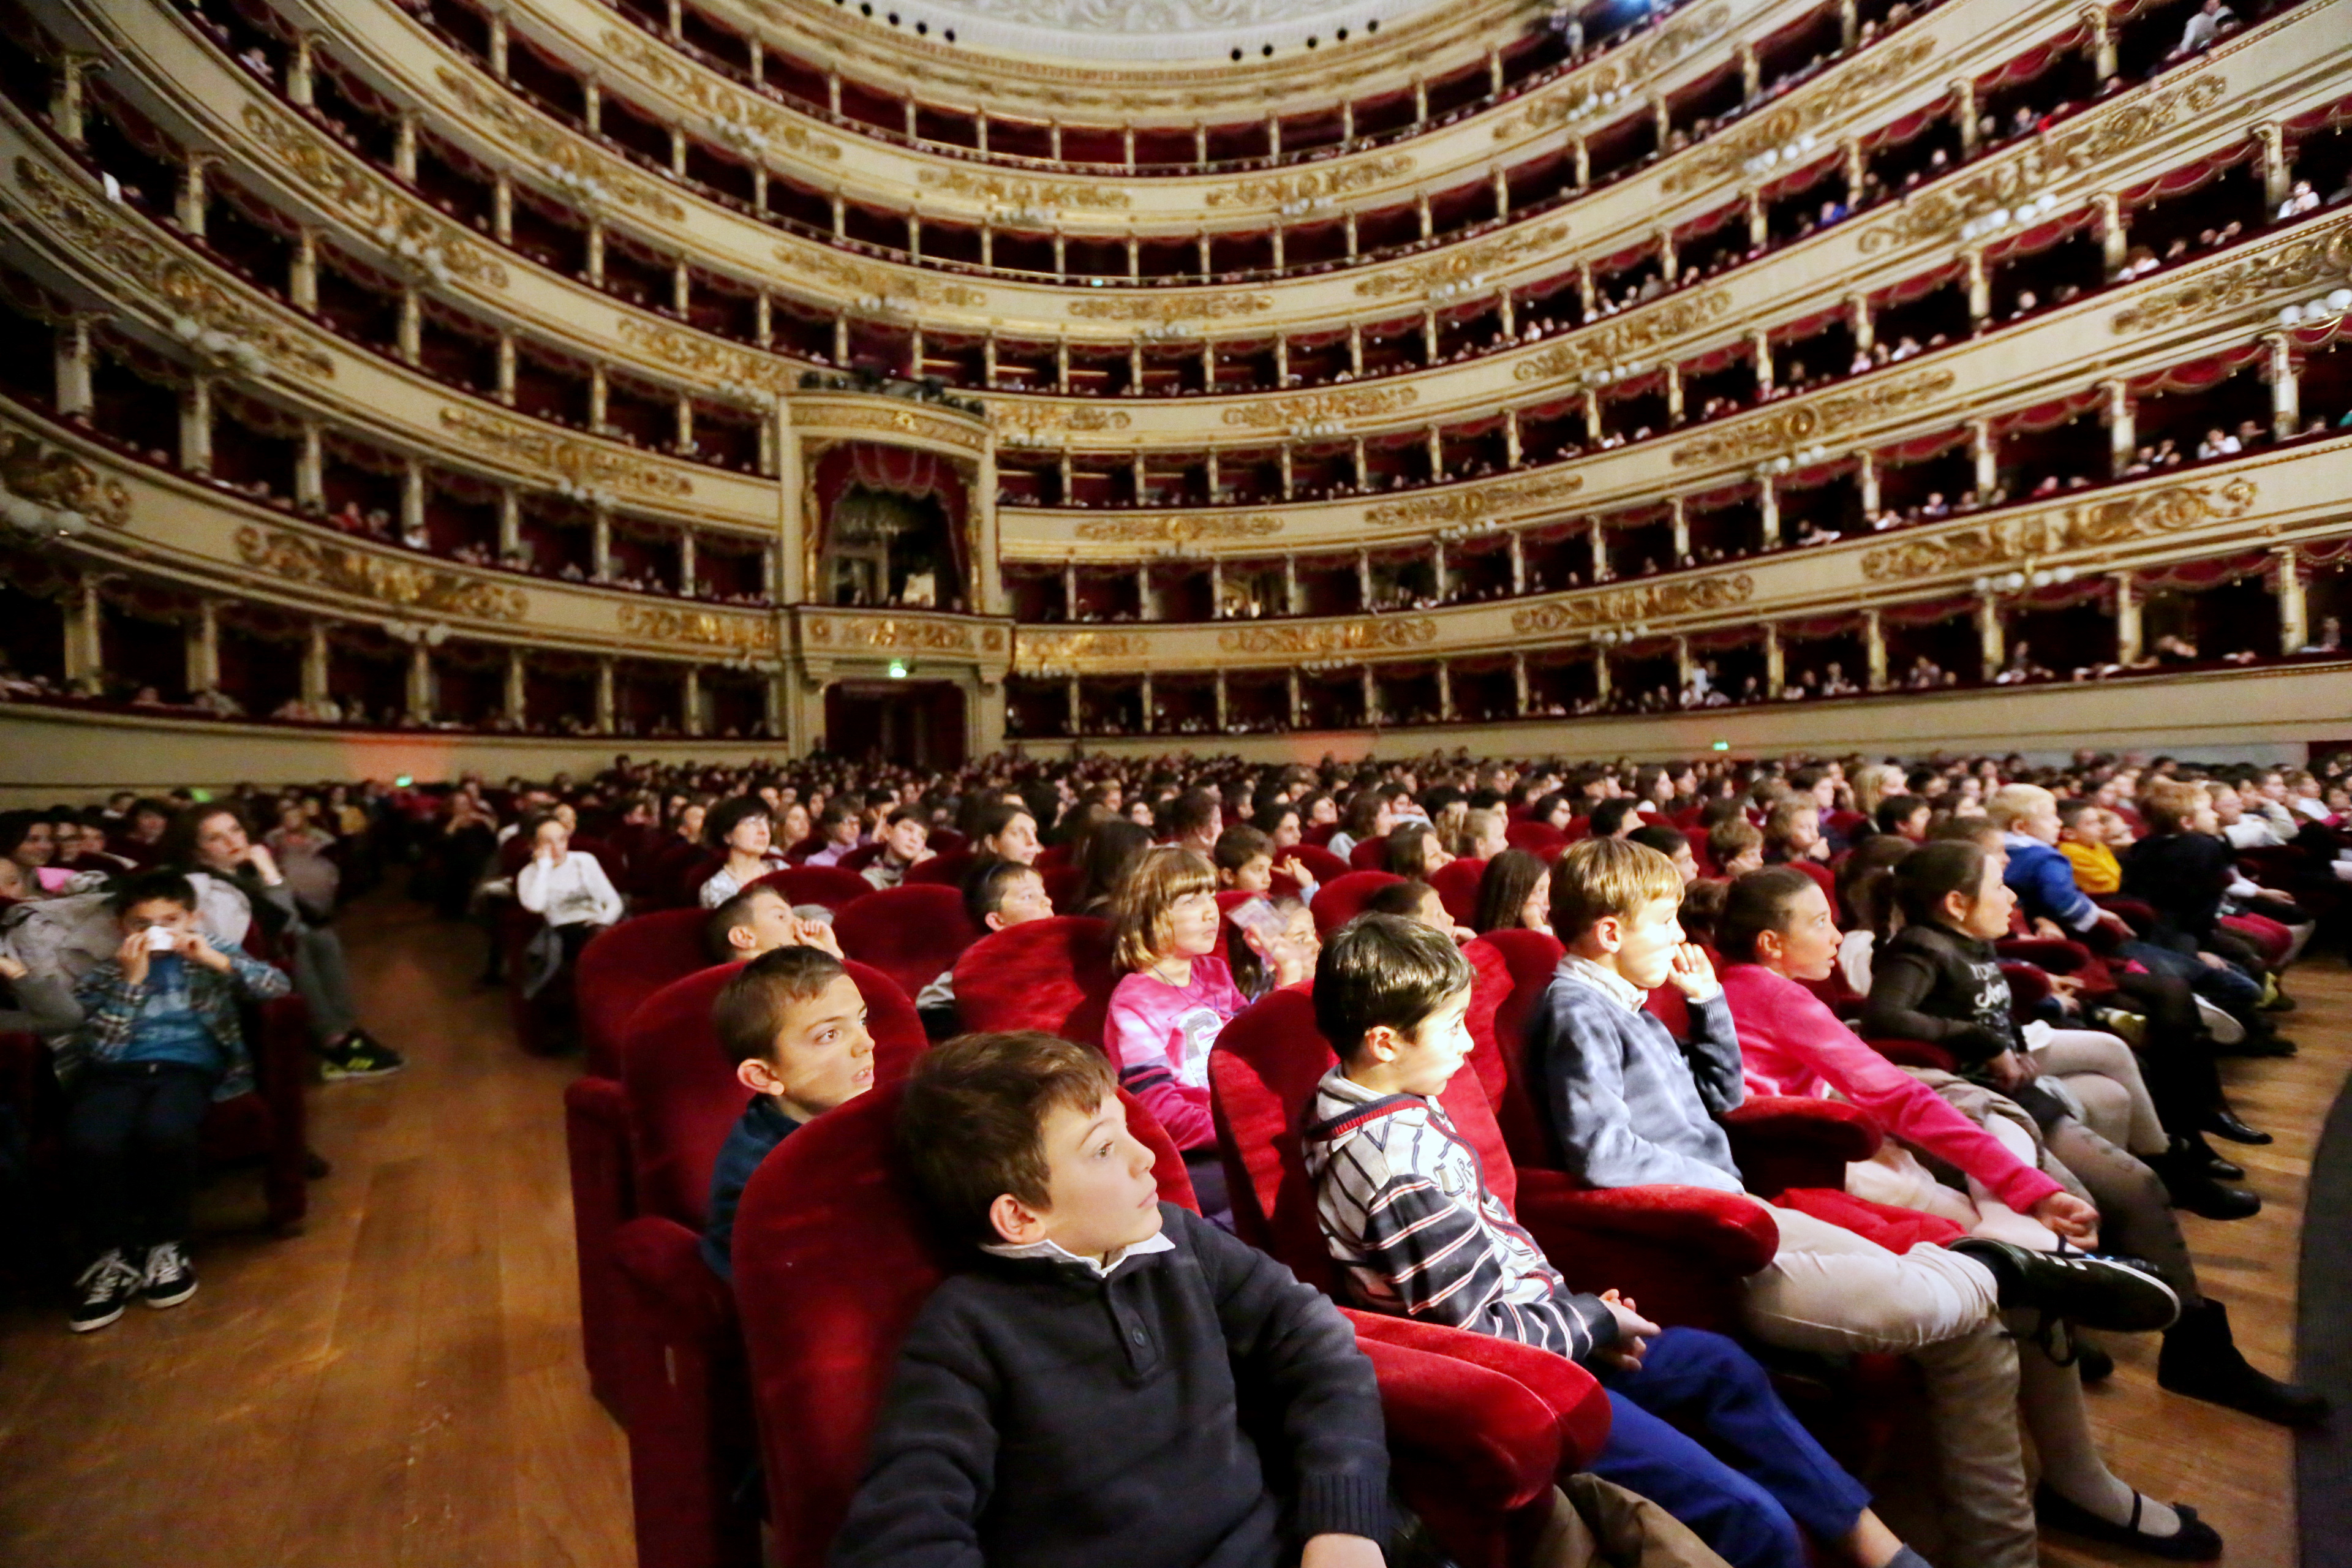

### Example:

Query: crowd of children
xmin=4 ymin=742 xmax=2343 ymax=1566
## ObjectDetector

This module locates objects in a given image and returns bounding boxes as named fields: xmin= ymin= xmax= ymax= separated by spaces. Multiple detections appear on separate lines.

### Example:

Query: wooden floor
xmin=0 ymin=889 xmax=2337 ymax=1568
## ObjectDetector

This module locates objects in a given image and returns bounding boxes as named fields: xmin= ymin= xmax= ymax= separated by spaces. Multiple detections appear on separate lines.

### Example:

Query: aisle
xmin=0 ymin=888 xmax=632 ymax=1568
xmin=0 ymin=888 xmax=2332 ymax=1567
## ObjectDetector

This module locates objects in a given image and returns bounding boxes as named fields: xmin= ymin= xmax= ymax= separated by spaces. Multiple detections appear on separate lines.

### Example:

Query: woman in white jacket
xmin=515 ymin=815 xmax=625 ymax=1034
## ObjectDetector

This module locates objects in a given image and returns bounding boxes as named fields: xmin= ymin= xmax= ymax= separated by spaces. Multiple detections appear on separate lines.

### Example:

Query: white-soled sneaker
xmin=141 ymin=1241 xmax=198 ymax=1309
xmin=70 ymin=1250 xmax=144 ymax=1333
xmin=2192 ymin=993 xmax=2246 ymax=1045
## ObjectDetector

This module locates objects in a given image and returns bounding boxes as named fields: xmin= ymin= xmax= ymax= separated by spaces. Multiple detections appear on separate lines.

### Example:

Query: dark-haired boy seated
xmin=699 ymin=946 xmax=873 ymax=1282
xmin=1306 ymin=914 xmax=1923 ymax=1568
xmin=910 ymin=860 xmax=1056 ymax=1036
xmin=832 ymin=1031 xmax=1390 ymax=1568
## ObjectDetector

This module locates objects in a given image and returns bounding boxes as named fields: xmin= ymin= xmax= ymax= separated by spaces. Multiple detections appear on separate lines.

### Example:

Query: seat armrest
xmin=1343 ymin=1313 xmax=1564 ymax=1511
xmin=613 ymin=1215 xmax=738 ymax=1346
xmin=1722 ymin=1094 xmax=1882 ymax=1196
xmin=1866 ymin=1036 xmax=1959 ymax=1073
xmin=1511 ymin=1172 xmax=1776 ymax=1332
xmin=1996 ymin=937 xmax=2089 ymax=973
xmin=565 ymin=1075 xmax=638 ymax=1412
xmin=1345 ymin=1310 xmax=1610 ymax=1473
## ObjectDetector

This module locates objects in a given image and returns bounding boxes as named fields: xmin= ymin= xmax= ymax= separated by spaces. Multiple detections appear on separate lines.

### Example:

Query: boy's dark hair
xmin=1715 ymin=867 xmax=1822 ymax=962
xmin=897 ymin=1031 xmax=1120 ymax=1248
xmin=113 ymin=869 xmax=198 ymax=916
xmin=705 ymin=794 xmax=772 ymax=848
xmin=1588 ymin=798 xmax=1640 ymax=838
xmin=1251 ymin=801 xmax=1302 ymax=836
xmin=1708 ymin=817 xmax=1763 ymax=866
xmin=1165 ymin=789 xmax=1220 ymax=840
xmin=1626 ymin=823 xmax=1687 ymax=859
xmin=2054 ymin=796 xmax=2097 ymax=829
xmin=1874 ymin=794 xmax=1928 ymax=835
xmin=705 ymin=883 xmax=786 ymax=962
xmin=1892 ymin=840 xmax=1990 ymax=929
xmin=816 ymin=800 xmax=859 ymax=831
xmin=711 ymin=945 xmax=849 ymax=1067
xmin=1677 ymin=877 xmax=1729 ymax=944
xmin=884 ymin=805 xmax=927 ymax=829
xmin=963 ymin=858 xmax=1044 ymax=930
xmin=1213 ymin=823 xmax=1274 ymax=873
xmin=1362 ymin=878 xmax=1438 ymax=919
xmin=1314 ymin=913 xmax=1474 ymax=1059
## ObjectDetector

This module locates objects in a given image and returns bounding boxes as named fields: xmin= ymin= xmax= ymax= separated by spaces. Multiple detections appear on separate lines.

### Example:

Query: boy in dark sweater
xmin=833 ymin=1031 xmax=1390 ymax=1568
xmin=700 ymin=946 xmax=874 ymax=1283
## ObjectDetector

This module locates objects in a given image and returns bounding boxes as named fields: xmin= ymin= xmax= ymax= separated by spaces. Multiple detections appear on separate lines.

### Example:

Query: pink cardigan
xmin=1719 ymin=962 xmax=2062 ymax=1212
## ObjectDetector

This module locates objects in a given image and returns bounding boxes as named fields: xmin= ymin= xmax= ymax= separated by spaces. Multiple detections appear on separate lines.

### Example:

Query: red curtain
xmin=2135 ymin=551 xmax=2270 ymax=592
xmin=1983 ymin=204 xmax=2097 ymax=264
xmin=812 ymin=442 xmax=972 ymax=594
xmin=2122 ymin=143 xmax=2254 ymax=209
xmin=1872 ymin=262 xmax=1963 ymax=309
xmin=1993 ymin=389 xmax=2103 ymax=434
xmin=1770 ymin=304 xmax=1847 ymax=344
xmin=1879 ymin=426 xmax=1972 ymax=464
xmin=1974 ymin=29 xmax=2088 ymax=93
xmin=2128 ymin=341 xmax=2267 ymax=396
xmin=1882 ymin=593 xmax=1977 ymax=627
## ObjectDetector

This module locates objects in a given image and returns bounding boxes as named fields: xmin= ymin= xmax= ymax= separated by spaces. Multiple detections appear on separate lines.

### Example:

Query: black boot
xmin=2178 ymin=1131 xmax=2243 ymax=1180
xmin=2200 ymin=1107 xmax=2273 ymax=1145
xmin=2148 ymin=1139 xmax=2261 ymax=1220
xmin=2074 ymin=1338 xmax=2115 ymax=1384
xmin=2157 ymin=1298 xmax=2332 ymax=1427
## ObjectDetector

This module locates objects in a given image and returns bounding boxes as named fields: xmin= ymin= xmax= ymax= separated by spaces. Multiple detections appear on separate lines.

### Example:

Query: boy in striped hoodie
xmin=1305 ymin=914 xmax=1928 ymax=1568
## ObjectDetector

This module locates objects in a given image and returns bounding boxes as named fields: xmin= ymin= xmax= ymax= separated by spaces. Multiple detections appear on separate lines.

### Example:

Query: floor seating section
xmin=733 ymin=1077 xmax=1615 ymax=1568
xmin=832 ymin=884 xmax=980 ymax=1002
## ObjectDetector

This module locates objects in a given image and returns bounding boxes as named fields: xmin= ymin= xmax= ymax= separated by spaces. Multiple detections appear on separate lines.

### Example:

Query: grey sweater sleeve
xmin=1536 ymin=984 xmax=1746 ymax=1193
xmin=1679 ymin=990 xmax=1747 ymax=1118
xmin=0 ymin=973 xmax=83 ymax=1038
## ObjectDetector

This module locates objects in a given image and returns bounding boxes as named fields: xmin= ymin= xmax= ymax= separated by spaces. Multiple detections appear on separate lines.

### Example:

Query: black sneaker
xmin=141 ymin=1241 xmax=198 ymax=1308
xmin=319 ymin=1030 xmax=405 ymax=1082
xmin=1948 ymin=1237 xmax=2181 ymax=1333
xmin=70 ymin=1250 xmax=144 ymax=1333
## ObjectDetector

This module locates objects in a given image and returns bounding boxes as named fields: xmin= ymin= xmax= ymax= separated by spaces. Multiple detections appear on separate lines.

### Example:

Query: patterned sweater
xmin=1304 ymin=1068 xmax=1618 ymax=1363
xmin=64 ymin=937 xmax=292 ymax=1101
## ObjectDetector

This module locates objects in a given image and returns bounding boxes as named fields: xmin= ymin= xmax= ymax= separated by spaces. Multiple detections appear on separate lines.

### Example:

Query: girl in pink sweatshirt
xmin=1105 ymin=848 xmax=1245 ymax=1219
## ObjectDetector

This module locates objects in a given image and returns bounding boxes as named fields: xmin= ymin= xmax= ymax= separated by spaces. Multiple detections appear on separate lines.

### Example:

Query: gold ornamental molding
xmin=10 ymin=159 xmax=333 ymax=380
xmin=1221 ymin=385 xmax=1419 ymax=429
xmin=1354 ymin=222 xmax=1574 ymax=299
xmin=2113 ymin=213 xmax=2352 ymax=334
xmin=437 ymin=407 xmax=696 ymax=496
xmin=1668 ymin=370 xmax=1956 ymax=467
xmin=2 ymin=434 xmax=132 ymax=529
xmin=1513 ymin=290 xmax=1736 ymax=383
xmin=1510 ymin=571 xmax=1755 ymax=635
xmin=990 ymin=402 xmax=1133 ymax=440
xmin=233 ymin=525 xmax=527 ymax=620
xmin=617 ymin=602 xmax=779 ymax=650
xmin=1660 ymin=35 xmax=1938 ymax=196
xmin=1066 ymin=292 xmax=1275 ymax=322
xmin=597 ymin=31 xmax=843 ymax=163
xmin=1017 ymin=630 xmax=1150 ymax=666
xmin=436 ymin=70 xmax=686 ymax=219
xmin=1366 ymin=470 xmax=1585 ymax=529
xmin=1859 ymin=478 xmax=2261 ymax=580
xmin=1072 ymin=514 xmax=1285 ymax=543
xmin=238 ymin=108 xmax=508 ymax=289
xmin=782 ymin=245 xmax=988 ymax=308
xmin=1204 ymin=156 xmax=1417 ymax=210
xmin=797 ymin=401 xmax=990 ymax=453
xmin=1217 ymin=618 xmax=1438 ymax=655
xmin=803 ymin=614 xmax=1005 ymax=654
xmin=913 ymin=168 xmax=1131 ymax=211
xmin=1859 ymin=75 xmax=2228 ymax=254
xmin=618 ymin=317 xmax=793 ymax=394
xmin=1490 ymin=4 xmax=1735 ymax=143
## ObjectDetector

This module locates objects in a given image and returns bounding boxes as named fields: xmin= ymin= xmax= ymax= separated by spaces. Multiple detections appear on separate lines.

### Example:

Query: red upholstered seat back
xmin=1212 ymin=986 xmax=1523 ymax=1296
xmin=1309 ymin=871 xmax=1403 ymax=938
xmin=1285 ymin=843 xmax=1350 ymax=887
xmin=1348 ymin=839 xmax=1389 ymax=872
xmin=949 ymin=915 xmax=1119 ymax=1047
xmin=576 ymin=909 xmax=718 ymax=1078
xmin=1430 ymin=857 xmax=1487 ymax=927
xmin=619 ymin=960 xmax=925 ymax=1228
xmin=673 ymin=851 xmax=727 ymax=908
xmin=903 ymin=848 xmax=976 ymax=888
xmin=835 ymin=843 xmax=885 ymax=873
xmin=833 ymin=885 xmax=981 ymax=1001
xmin=1040 ymin=862 xmax=1083 ymax=912
xmin=1504 ymin=820 xmax=1567 ymax=858
xmin=734 ymin=1082 xmax=1193 ymax=1568
xmin=756 ymin=865 xmax=873 ymax=912
xmin=1478 ymin=928 xmax=1568 ymax=1170
xmin=927 ymin=829 xmax=968 ymax=856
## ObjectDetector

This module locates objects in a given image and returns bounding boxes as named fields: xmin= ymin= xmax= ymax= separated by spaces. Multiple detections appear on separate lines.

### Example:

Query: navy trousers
xmin=1588 ymin=1327 xmax=1873 ymax=1568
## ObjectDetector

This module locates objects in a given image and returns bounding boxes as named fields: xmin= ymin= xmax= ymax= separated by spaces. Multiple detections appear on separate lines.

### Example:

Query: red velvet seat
xmin=949 ymin=915 xmax=1118 ymax=1046
xmin=586 ymin=959 xmax=925 ymax=1568
xmin=664 ymin=849 xmax=725 ymax=910
xmin=834 ymin=842 xmax=885 ymax=874
xmin=576 ymin=910 xmax=714 ymax=1079
xmin=927 ymin=828 xmax=967 ymax=855
xmin=1276 ymin=842 xmax=1349 ymax=896
xmin=1040 ymin=861 xmax=1083 ymax=912
xmin=832 ymin=884 xmax=980 ymax=1002
xmin=736 ymin=1079 xmax=1605 ymax=1568
xmin=902 ymin=848 xmax=976 ymax=887
xmin=753 ymin=864 xmax=872 ymax=912
xmin=1504 ymin=820 xmax=1568 ymax=858
xmin=1348 ymin=838 xmax=1389 ymax=872
xmin=1430 ymin=856 xmax=1488 ymax=927
xmin=1309 ymin=871 xmax=1403 ymax=938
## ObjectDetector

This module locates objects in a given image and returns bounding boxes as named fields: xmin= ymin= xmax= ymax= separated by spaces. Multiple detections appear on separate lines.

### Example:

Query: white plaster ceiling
xmin=837 ymin=0 xmax=1456 ymax=65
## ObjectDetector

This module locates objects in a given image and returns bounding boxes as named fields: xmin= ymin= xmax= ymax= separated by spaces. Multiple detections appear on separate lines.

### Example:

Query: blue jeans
xmin=2122 ymin=938 xmax=2260 ymax=1014
xmin=1588 ymin=1327 xmax=1872 ymax=1568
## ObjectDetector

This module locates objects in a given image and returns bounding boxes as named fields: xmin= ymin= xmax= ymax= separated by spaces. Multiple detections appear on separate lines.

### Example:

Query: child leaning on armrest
xmin=1305 ymin=913 xmax=1928 ymax=1568
xmin=831 ymin=1031 xmax=1391 ymax=1568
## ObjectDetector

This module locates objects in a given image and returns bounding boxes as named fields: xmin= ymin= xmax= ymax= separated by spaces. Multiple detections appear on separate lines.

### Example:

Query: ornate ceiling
xmin=858 ymin=0 xmax=1458 ymax=63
